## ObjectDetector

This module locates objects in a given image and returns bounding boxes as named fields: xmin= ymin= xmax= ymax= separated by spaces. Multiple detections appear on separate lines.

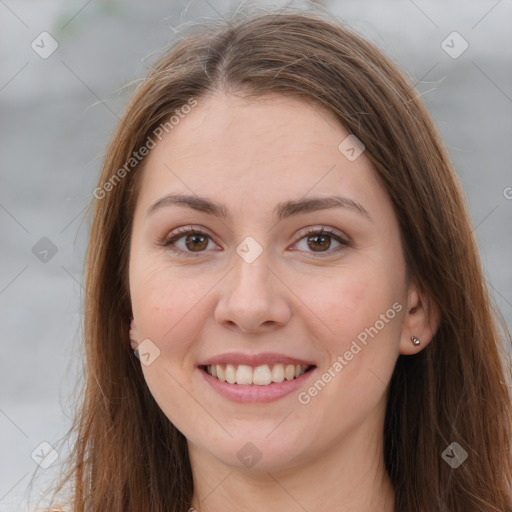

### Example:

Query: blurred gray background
xmin=1 ymin=0 xmax=511 ymax=510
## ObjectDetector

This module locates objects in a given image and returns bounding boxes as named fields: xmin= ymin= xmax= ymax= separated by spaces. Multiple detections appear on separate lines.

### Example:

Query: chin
xmin=192 ymin=431 xmax=312 ymax=473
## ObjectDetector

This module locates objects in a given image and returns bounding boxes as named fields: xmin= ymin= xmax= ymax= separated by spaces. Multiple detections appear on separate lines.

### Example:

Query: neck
xmin=188 ymin=407 xmax=395 ymax=512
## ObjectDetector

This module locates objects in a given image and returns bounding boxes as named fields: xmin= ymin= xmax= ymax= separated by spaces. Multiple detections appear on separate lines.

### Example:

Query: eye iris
xmin=307 ymin=234 xmax=331 ymax=252
xmin=185 ymin=234 xmax=208 ymax=251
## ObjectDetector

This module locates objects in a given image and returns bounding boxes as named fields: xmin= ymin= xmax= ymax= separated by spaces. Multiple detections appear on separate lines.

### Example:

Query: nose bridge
xmin=233 ymin=247 xmax=271 ymax=296
xmin=214 ymin=240 xmax=291 ymax=332
xmin=229 ymin=244 xmax=275 ymax=309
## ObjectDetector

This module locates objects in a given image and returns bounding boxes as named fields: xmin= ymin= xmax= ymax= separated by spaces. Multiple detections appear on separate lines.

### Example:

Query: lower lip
xmin=199 ymin=367 xmax=316 ymax=403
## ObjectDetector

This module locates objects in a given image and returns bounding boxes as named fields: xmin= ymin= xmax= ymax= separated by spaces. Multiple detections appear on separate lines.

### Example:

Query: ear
xmin=129 ymin=318 xmax=139 ymax=349
xmin=399 ymin=282 xmax=441 ymax=355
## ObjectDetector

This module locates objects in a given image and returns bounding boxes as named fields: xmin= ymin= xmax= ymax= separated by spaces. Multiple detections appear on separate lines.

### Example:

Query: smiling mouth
xmin=200 ymin=363 xmax=316 ymax=386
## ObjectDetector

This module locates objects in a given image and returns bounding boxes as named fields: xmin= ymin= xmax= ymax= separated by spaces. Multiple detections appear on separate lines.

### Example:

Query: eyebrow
xmin=146 ymin=194 xmax=371 ymax=222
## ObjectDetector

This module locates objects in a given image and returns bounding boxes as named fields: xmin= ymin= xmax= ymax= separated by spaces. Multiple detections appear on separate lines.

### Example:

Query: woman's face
xmin=128 ymin=92 xmax=415 ymax=472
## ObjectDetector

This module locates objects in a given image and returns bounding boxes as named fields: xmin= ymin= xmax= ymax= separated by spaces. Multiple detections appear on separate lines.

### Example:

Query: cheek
xmin=301 ymin=262 xmax=404 ymax=410
xmin=310 ymin=264 xmax=401 ymax=347
xmin=296 ymin=269 xmax=403 ymax=427
xmin=132 ymin=283 xmax=200 ymax=352
xmin=129 ymin=262 xmax=210 ymax=428
xmin=129 ymin=254 xmax=203 ymax=357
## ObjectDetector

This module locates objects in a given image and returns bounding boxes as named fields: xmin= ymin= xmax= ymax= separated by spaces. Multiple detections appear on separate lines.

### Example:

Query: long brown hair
xmin=40 ymin=8 xmax=512 ymax=512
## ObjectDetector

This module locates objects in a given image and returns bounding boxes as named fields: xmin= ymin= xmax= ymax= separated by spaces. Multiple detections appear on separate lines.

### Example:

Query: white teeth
xmin=217 ymin=365 xmax=226 ymax=382
xmin=271 ymin=364 xmax=285 ymax=383
xmin=284 ymin=364 xmax=295 ymax=381
xmin=225 ymin=364 xmax=236 ymax=384
xmin=235 ymin=365 xmax=253 ymax=385
xmin=253 ymin=365 xmax=272 ymax=386
xmin=205 ymin=363 xmax=311 ymax=385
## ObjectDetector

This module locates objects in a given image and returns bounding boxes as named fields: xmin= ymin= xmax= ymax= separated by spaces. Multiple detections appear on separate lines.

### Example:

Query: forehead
xmin=135 ymin=92 xmax=386 ymax=219
xmin=155 ymin=92 xmax=348 ymax=167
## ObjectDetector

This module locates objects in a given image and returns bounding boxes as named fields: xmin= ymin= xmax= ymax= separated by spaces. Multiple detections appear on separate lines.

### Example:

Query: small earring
xmin=411 ymin=336 xmax=421 ymax=346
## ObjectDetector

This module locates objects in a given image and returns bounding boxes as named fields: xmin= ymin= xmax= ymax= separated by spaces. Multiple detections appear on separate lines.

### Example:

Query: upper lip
xmin=199 ymin=352 xmax=316 ymax=367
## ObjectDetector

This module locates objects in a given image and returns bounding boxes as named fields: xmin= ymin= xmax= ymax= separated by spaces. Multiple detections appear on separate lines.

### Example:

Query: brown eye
xmin=293 ymin=227 xmax=349 ymax=256
xmin=307 ymin=233 xmax=332 ymax=252
xmin=162 ymin=226 xmax=349 ymax=259
xmin=184 ymin=233 xmax=209 ymax=252
xmin=162 ymin=227 xmax=216 ymax=257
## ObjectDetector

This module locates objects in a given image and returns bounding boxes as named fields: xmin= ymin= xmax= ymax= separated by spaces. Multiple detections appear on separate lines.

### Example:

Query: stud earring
xmin=411 ymin=336 xmax=421 ymax=346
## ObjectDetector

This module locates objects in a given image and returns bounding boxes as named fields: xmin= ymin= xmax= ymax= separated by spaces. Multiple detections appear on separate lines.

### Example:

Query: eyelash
xmin=160 ymin=225 xmax=350 ymax=258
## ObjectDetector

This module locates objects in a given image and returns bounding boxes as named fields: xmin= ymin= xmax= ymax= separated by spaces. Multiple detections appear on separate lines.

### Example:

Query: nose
xmin=214 ymin=252 xmax=292 ymax=334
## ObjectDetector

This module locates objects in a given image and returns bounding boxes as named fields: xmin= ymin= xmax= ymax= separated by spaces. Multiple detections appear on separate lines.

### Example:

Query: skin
xmin=128 ymin=92 xmax=440 ymax=511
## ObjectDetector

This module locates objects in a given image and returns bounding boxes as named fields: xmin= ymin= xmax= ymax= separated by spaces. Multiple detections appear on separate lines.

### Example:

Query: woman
xmin=42 ymin=8 xmax=512 ymax=512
